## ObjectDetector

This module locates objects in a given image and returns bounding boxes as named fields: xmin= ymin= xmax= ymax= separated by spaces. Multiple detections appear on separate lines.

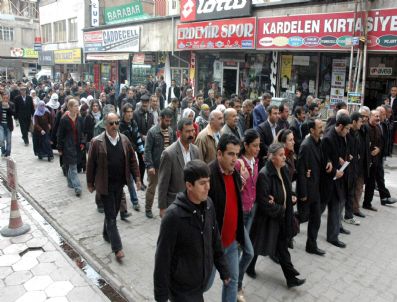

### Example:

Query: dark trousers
xmin=19 ymin=117 xmax=31 ymax=144
xmin=38 ymin=133 xmax=53 ymax=158
xmin=327 ymin=195 xmax=345 ymax=242
xmin=102 ymin=185 xmax=124 ymax=253
xmin=137 ymin=152 xmax=146 ymax=184
xmin=297 ymin=199 xmax=321 ymax=248
xmin=32 ymin=132 xmax=39 ymax=155
xmin=247 ymin=228 xmax=296 ymax=283
xmin=363 ymin=161 xmax=391 ymax=206
xmin=96 ymin=190 xmax=127 ymax=212
xmin=344 ymin=181 xmax=355 ymax=219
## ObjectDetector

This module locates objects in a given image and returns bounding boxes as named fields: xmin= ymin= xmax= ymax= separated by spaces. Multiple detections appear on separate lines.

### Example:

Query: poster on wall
xmin=330 ymin=87 xmax=345 ymax=104
xmin=281 ymin=55 xmax=292 ymax=79
xmin=189 ymin=52 xmax=196 ymax=95
xmin=347 ymin=92 xmax=361 ymax=105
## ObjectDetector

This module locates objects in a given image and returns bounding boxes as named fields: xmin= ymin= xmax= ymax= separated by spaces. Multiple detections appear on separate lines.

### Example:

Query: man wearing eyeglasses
xmin=87 ymin=112 xmax=141 ymax=261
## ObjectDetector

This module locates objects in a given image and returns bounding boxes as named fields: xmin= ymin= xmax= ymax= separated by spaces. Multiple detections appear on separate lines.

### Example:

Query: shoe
xmin=354 ymin=211 xmax=366 ymax=218
xmin=48 ymin=156 xmax=53 ymax=162
xmin=291 ymin=267 xmax=300 ymax=276
xmin=343 ymin=217 xmax=360 ymax=225
xmin=132 ymin=203 xmax=140 ymax=211
xmin=340 ymin=227 xmax=351 ymax=235
xmin=237 ymin=289 xmax=246 ymax=302
xmin=306 ymin=246 xmax=326 ymax=256
xmin=120 ymin=211 xmax=132 ymax=220
xmin=270 ymin=255 xmax=280 ymax=264
xmin=287 ymin=277 xmax=306 ymax=288
xmin=381 ymin=198 xmax=397 ymax=206
xmin=146 ymin=210 xmax=154 ymax=219
xmin=328 ymin=239 xmax=346 ymax=248
xmin=38 ymin=155 xmax=43 ymax=160
xmin=246 ymin=268 xmax=256 ymax=279
xmin=97 ymin=207 xmax=104 ymax=213
xmin=115 ymin=250 xmax=125 ymax=262
xmin=363 ymin=204 xmax=378 ymax=211
xmin=75 ymin=190 xmax=81 ymax=197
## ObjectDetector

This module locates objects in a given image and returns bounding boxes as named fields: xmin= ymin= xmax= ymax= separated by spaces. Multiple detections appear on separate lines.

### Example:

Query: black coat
xmin=208 ymin=160 xmax=245 ymax=248
xmin=57 ymin=114 xmax=84 ymax=165
xmin=289 ymin=117 xmax=304 ymax=154
xmin=167 ymin=86 xmax=181 ymax=103
xmin=257 ymin=120 xmax=274 ymax=168
xmin=154 ymin=192 xmax=229 ymax=302
xmin=84 ymin=112 xmax=102 ymax=143
xmin=14 ymin=95 xmax=34 ymax=120
xmin=134 ymin=109 xmax=154 ymax=136
xmin=250 ymin=161 xmax=294 ymax=257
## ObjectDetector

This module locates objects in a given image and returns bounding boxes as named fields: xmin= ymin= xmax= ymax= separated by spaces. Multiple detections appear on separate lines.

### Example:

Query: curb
xmin=0 ymin=169 xmax=143 ymax=302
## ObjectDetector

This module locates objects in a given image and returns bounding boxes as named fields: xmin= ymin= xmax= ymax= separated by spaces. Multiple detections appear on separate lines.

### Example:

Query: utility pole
xmin=360 ymin=0 xmax=371 ymax=105
xmin=348 ymin=0 xmax=359 ymax=93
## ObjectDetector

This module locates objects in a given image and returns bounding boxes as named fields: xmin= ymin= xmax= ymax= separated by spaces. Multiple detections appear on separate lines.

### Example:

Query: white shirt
xmin=105 ymin=131 xmax=120 ymax=146
xmin=178 ymin=139 xmax=191 ymax=165
xmin=170 ymin=87 xmax=176 ymax=99
xmin=269 ymin=120 xmax=277 ymax=139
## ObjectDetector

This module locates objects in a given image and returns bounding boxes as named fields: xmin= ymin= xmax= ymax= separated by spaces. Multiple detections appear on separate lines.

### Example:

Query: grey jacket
xmin=144 ymin=124 xmax=176 ymax=169
xmin=221 ymin=123 xmax=243 ymax=141
xmin=157 ymin=141 xmax=200 ymax=209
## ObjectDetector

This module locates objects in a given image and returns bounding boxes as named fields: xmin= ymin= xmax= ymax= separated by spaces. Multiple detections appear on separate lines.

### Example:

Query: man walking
xmin=14 ymin=86 xmax=34 ymax=145
xmin=253 ymin=93 xmax=271 ymax=127
xmin=221 ymin=108 xmax=243 ymax=141
xmin=86 ymin=112 xmax=141 ymax=260
xmin=144 ymin=109 xmax=176 ymax=218
xmin=158 ymin=118 xmax=200 ymax=218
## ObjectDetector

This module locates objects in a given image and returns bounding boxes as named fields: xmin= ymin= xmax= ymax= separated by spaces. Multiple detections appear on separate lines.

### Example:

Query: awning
xmin=86 ymin=53 xmax=130 ymax=61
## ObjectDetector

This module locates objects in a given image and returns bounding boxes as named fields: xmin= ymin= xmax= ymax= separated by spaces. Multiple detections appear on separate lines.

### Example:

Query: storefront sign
xmin=91 ymin=0 xmax=99 ymax=27
xmin=84 ymin=26 xmax=140 ymax=53
xmin=54 ymin=49 xmax=82 ymax=64
xmin=10 ymin=48 xmax=38 ymax=59
xmin=330 ymin=87 xmax=345 ymax=104
xmin=331 ymin=59 xmax=347 ymax=88
xmin=257 ymin=8 xmax=397 ymax=51
xmin=369 ymin=66 xmax=392 ymax=76
xmin=180 ymin=0 xmax=251 ymax=22
xmin=104 ymin=1 xmax=145 ymax=25
xmin=86 ymin=53 xmax=130 ymax=61
xmin=347 ymin=92 xmax=361 ymax=105
xmin=38 ymin=51 xmax=54 ymax=66
xmin=132 ymin=53 xmax=145 ymax=64
xmin=177 ymin=17 xmax=256 ymax=50
xmin=281 ymin=55 xmax=292 ymax=88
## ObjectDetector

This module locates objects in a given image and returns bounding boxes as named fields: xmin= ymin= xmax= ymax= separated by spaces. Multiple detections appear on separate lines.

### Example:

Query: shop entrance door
xmin=222 ymin=65 xmax=239 ymax=98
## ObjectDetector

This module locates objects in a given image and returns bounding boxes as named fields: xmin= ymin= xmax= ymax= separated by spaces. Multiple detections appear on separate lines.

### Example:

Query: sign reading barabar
xmin=180 ymin=0 xmax=252 ymax=22
xmin=177 ymin=17 xmax=256 ymax=50
xmin=257 ymin=8 xmax=397 ymax=51
xmin=104 ymin=1 xmax=145 ymax=25
xmin=84 ymin=26 xmax=140 ymax=52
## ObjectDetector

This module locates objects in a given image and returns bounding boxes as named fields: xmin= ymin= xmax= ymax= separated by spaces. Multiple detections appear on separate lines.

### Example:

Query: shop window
xmin=54 ymin=20 xmax=66 ymax=43
xmin=0 ymin=26 xmax=14 ymax=41
xmin=68 ymin=18 xmax=78 ymax=42
xmin=41 ymin=23 xmax=52 ymax=43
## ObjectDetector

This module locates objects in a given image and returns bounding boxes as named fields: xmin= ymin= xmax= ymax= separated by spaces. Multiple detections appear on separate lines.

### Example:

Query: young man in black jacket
xmin=154 ymin=160 xmax=230 ymax=302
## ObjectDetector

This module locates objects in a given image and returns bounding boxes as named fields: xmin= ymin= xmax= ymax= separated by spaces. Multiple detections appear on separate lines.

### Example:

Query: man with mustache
xmin=157 ymin=118 xmax=200 ymax=218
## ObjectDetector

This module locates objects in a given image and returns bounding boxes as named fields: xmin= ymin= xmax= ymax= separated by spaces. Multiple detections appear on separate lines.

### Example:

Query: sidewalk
xmin=0 ymin=178 xmax=109 ymax=301
xmin=1 ymin=132 xmax=397 ymax=302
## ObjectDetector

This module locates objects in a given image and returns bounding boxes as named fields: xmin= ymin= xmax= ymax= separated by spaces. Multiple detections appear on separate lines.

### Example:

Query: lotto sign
xmin=257 ymin=8 xmax=397 ymax=51
xmin=180 ymin=0 xmax=252 ymax=22
xmin=177 ymin=17 xmax=256 ymax=50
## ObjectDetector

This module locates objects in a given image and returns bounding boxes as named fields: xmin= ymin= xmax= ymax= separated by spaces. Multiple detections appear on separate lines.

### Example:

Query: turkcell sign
xmin=180 ymin=0 xmax=252 ymax=22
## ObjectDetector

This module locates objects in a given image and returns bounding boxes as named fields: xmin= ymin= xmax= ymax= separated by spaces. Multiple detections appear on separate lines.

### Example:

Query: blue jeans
xmin=0 ymin=125 xmax=12 ymax=156
xmin=128 ymin=175 xmax=138 ymax=205
xmin=238 ymin=227 xmax=254 ymax=290
xmin=67 ymin=164 xmax=81 ymax=193
xmin=222 ymin=241 xmax=239 ymax=302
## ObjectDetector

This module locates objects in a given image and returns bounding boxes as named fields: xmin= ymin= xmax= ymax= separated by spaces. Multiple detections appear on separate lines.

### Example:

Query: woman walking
xmin=0 ymin=92 xmax=14 ymax=157
xmin=33 ymin=101 xmax=53 ymax=161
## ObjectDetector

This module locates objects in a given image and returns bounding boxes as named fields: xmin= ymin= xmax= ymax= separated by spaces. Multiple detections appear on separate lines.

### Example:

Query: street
xmin=0 ymin=132 xmax=397 ymax=301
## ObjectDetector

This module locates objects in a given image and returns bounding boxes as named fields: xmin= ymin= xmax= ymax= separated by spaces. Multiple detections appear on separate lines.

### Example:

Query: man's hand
xmin=268 ymin=195 xmax=275 ymax=204
xmin=339 ymin=157 xmax=345 ymax=166
xmin=88 ymin=185 xmax=95 ymax=193
xmin=348 ymin=154 xmax=353 ymax=161
xmin=335 ymin=170 xmax=344 ymax=179
xmin=292 ymin=196 xmax=297 ymax=204
xmin=41 ymin=130 xmax=45 ymax=135
xmin=371 ymin=146 xmax=380 ymax=157
xmin=223 ymin=278 xmax=231 ymax=286
xmin=159 ymin=208 xmax=166 ymax=218
xmin=306 ymin=169 xmax=311 ymax=178
xmin=135 ymin=180 xmax=142 ymax=191
xmin=148 ymin=168 xmax=156 ymax=176
xmin=326 ymin=162 xmax=332 ymax=173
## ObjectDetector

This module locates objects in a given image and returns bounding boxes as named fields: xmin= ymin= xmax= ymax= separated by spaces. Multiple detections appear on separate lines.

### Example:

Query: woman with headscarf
xmin=195 ymin=103 xmax=210 ymax=131
xmin=33 ymin=101 xmax=53 ymax=161
xmin=248 ymin=143 xmax=305 ymax=288
xmin=181 ymin=108 xmax=199 ymax=138
xmin=30 ymin=90 xmax=40 ymax=108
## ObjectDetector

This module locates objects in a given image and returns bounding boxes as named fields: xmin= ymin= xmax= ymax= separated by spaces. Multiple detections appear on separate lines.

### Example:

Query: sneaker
xmin=132 ymin=203 xmax=140 ymax=211
xmin=75 ymin=190 xmax=82 ymax=197
xmin=120 ymin=211 xmax=132 ymax=220
xmin=146 ymin=210 xmax=154 ymax=219
xmin=343 ymin=217 xmax=360 ymax=225
xmin=237 ymin=289 xmax=247 ymax=302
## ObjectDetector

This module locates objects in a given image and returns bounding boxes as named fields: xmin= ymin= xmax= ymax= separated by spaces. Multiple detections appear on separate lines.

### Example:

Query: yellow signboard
xmin=54 ymin=48 xmax=82 ymax=64
xmin=281 ymin=55 xmax=292 ymax=79
xmin=23 ymin=48 xmax=38 ymax=59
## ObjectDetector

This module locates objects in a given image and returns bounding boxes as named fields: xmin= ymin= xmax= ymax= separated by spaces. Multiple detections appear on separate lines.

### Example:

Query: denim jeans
xmin=222 ymin=240 xmax=239 ymax=302
xmin=238 ymin=219 xmax=255 ymax=289
xmin=128 ymin=175 xmax=138 ymax=205
xmin=67 ymin=164 xmax=81 ymax=193
xmin=0 ymin=125 xmax=12 ymax=156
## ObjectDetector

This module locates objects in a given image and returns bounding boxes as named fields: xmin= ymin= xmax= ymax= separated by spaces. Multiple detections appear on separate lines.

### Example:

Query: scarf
xmin=34 ymin=101 xmax=49 ymax=117
xmin=92 ymin=111 xmax=101 ymax=122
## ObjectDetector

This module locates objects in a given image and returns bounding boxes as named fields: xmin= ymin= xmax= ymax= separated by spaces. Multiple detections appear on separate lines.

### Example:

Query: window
xmin=0 ymin=26 xmax=14 ymax=41
xmin=54 ymin=20 xmax=66 ymax=42
xmin=41 ymin=23 xmax=52 ymax=43
xmin=68 ymin=18 xmax=78 ymax=42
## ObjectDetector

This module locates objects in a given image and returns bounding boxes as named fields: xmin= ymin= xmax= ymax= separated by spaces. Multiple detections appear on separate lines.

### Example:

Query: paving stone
xmin=31 ymin=262 xmax=58 ymax=276
xmin=12 ymin=255 xmax=38 ymax=271
xmin=0 ymin=285 xmax=26 ymax=301
xmin=45 ymin=280 xmax=73 ymax=297
xmin=3 ymin=243 xmax=28 ymax=255
xmin=50 ymin=266 xmax=78 ymax=281
xmin=15 ymin=290 xmax=46 ymax=302
xmin=24 ymin=275 xmax=53 ymax=291
xmin=10 ymin=233 xmax=33 ymax=244
xmin=26 ymin=237 xmax=48 ymax=248
xmin=4 ymin=270 xmax=33 ymax=286
xmin=0 ymin=254 xmax=20 ymax=266
xmin=37 ymin=251 xmax=64 ymax=263
xmin=0 ymin=266 xmax=13 ymax=278
xmin=0 ymin=238 xmax=12 ymax=250
xmin=46 ymin=298 xmax=69 ymax=302
xmin=67 ymin=286 xmax=107 ymax=302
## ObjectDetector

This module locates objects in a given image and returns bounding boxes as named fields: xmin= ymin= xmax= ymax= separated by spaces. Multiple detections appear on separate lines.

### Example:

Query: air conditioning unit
xmin=168 ymin=0 xmax=179 ymax=15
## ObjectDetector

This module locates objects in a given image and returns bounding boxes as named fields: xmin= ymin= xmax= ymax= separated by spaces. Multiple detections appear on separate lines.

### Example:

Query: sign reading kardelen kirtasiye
xmin=104 ymin=1 xmax=145 ymax=25
xmin=84 ymin=26 xmax=140 ymax=53
xmin=180 ymin=0 xmax=251 ymax=22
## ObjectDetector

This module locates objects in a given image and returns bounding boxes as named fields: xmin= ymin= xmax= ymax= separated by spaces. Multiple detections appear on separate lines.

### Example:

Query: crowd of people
xmin=0 ymin=76 xmax=396 ymax=302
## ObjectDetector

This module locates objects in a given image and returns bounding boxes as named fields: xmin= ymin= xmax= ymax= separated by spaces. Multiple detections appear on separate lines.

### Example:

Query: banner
xmin=84 ymin=26 xmax=140 ymax=53
xmin=38 ymin=51 xmax=54 ymax=66
xmin=104 ymin=1 xmax=145 ymax=25
xmin=257 ymin=8 xmax=397 ymax=51
xmin=10 ymin=48 xmax=38 ymax=59
xmin=176 ymin=17 xmax=256 ymax=50
xmin=54 ymin=49 xmax=82 ymax=64
xmin=180 ymin=0 xmax=252 ymax=22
